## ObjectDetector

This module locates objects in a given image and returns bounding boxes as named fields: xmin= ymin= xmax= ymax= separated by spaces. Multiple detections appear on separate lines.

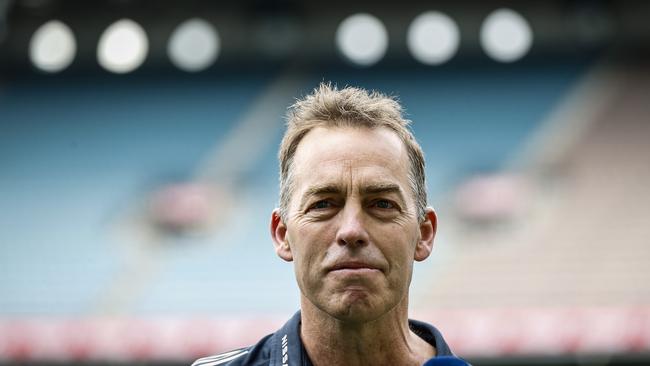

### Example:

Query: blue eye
xmin=312 ymin=200 xmax=332 ymax=209
xmin=374 ymin=200 xmax=394 ymax=209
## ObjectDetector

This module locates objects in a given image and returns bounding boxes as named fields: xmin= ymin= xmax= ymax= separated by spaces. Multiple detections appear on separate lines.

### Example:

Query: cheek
xmin=383 ymin=221 xmax=418 ymax=247
xmin=290 ymin=224 xmax=331 ymax=273
xmin=379 ymin=226 xmax=419 ymax=272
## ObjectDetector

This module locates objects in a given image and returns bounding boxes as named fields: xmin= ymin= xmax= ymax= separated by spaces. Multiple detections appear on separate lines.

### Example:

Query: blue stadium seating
xmin=0 ymin=60 xmax=590 ymax=315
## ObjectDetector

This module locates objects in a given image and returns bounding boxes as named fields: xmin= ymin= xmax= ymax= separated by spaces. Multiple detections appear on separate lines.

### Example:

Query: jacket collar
xmin=269 ymin=311 xmax=308 ymax=366
xmin=268 ymin=311 xmax=453 ymax=365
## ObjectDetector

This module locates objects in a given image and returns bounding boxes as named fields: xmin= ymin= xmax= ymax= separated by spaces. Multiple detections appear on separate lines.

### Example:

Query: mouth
xmin=328 ymin=261 xmax=382 ymax=273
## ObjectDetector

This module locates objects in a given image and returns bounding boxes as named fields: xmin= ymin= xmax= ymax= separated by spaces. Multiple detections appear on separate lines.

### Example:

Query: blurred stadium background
xmin=1 ymin=0 xmax=649 ymax=365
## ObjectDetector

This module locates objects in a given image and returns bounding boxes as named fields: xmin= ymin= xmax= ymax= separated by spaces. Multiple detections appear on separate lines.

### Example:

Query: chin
xmin=327 ymin=293 xmax=387 ymax=323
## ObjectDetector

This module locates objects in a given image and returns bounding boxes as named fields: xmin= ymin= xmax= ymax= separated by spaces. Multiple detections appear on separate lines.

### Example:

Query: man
xmin=193 ymin=83 xmax=457 ymax=366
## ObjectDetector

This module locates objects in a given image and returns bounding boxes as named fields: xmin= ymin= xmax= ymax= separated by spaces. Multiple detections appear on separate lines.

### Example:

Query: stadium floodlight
xmin=29 ymin=20 xmax=76 ymax=72
xmin=336 ymin=13 xmax=388 ymax=67
xmin=97 ymin=19 xmax=149 ymax=73
xmin=480 ymin=8 xmax=533 ymax=63
xmin=168 ymin=18 xmax=220 ymax=72
xmin=407 ymin=11 xmax=460 ymax=65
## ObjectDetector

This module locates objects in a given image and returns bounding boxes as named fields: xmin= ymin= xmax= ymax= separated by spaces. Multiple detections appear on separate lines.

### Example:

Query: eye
xmin=310 ymin=200 xmax=333 ymax=210
xmin=373 ymin=199 xmax=395 ymax=209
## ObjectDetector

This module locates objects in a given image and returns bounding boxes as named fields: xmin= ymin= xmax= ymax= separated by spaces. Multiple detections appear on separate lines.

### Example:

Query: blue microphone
xmin=422 ymin=356 xmax=472 ymax=366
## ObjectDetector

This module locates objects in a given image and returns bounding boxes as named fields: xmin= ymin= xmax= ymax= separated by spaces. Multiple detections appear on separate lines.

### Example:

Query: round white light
xmin=407 ymin=11 xmax=460 ymax=65
xmin=335 ymin=13 xmax=388 ymax=67
xmin=97 ymin=19 xmax=149 ymax=73
xmin=480 ymin=8 xmax=533 ymax=63
xmin=168 ymin=18 xmax=220 ymax=72
xmin=29 ymin=20 xmax=76 ymax=72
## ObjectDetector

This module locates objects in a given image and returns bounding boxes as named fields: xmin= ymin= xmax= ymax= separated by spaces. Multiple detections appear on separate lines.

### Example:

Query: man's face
xmin=271 ymin=126 xmax=436 ymax=323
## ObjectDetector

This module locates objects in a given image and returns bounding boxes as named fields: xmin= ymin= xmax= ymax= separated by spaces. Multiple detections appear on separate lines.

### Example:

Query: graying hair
xmin=278 ymin=82 xmax=427 ymax=222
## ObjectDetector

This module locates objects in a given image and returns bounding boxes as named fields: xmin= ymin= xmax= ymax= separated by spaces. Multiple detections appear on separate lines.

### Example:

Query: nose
xmin=335 ymin=204 xmax=370 ymax=247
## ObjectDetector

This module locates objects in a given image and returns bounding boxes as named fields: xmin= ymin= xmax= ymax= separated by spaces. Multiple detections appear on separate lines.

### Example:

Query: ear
xmin=414 ymin=207 xmax=437 ymax=262
xmin=270 ymin=208 xmax=293 ymax=262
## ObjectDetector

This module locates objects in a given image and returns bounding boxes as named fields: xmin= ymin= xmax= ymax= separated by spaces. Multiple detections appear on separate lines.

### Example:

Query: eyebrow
xmin=360 ymin=182 xmax=403 ymax=196
xmin=304 ymin=184 xmax=342 ymax=197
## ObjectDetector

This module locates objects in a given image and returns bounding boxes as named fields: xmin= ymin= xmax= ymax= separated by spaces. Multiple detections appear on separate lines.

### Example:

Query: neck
xmin=300 ymin=297 xmax=435 ymax=366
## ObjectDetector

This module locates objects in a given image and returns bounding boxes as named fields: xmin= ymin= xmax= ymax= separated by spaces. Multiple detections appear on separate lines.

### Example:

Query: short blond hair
xmin=278 ymin=82 xmax=428 ymax=222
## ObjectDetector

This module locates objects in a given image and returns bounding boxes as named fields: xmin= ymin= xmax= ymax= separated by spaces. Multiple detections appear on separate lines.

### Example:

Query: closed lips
xmin=329 ymin=262 xmax=381 ymax=272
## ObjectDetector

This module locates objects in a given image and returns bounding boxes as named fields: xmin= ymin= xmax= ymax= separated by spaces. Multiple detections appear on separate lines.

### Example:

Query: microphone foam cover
xmin=422 ymin=356 xmax=471 ymax=366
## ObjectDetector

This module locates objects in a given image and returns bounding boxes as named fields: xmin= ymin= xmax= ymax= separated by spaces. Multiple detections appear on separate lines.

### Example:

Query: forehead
xmin=291 ymin=126 xmax=410 ymax=191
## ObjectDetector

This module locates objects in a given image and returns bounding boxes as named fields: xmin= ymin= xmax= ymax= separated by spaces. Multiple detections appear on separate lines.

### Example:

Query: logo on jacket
xmin=281 ymin=334 xmax=289 ymax=365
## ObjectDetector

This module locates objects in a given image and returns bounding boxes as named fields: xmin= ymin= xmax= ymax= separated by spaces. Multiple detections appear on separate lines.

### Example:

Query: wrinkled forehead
xmin=290 ymin=125 xmax=411 ymax=192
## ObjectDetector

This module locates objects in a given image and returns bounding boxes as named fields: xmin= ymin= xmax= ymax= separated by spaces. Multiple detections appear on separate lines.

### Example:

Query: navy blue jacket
xmin=191 ymin=311 xmax=454 ymax=366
